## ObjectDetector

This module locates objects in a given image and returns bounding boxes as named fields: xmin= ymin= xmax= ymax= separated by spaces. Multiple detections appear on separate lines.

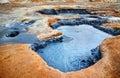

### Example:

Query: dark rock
xmin=23 ymin=20 xmax=36 ymax=26
xmin=37 ymin=8 xmax=91 ymax=15
xmin=50 ymin=19 xmax=83 ymax=29
xmin=90 ymin=47 xmax=102 ymax=63
xmin=5 ymin=30 xmax=20 ymax=37
xmin=30 ymin=41 xmax=48 ymax=51
xmin=50 ymin=18 xmax=103 ymax=29
xmin=87 ymin=15 xmax=100 ymax=18
xmin=36 ymin=9 xmax=57 ymax=15
xmin=57 ymin=9 xmax=91 ymax=14
xmin=93 ymin=25 xmax=120 ymax=36
xmin=30 ymin=37 xmax=63 ymax=51
xmin=69 ymin=56 xmax=94 ymax=71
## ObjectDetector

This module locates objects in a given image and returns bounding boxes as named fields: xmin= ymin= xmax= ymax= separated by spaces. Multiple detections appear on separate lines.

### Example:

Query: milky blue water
xmin=0 ymin=21 xmax=38 ymax=44
xmin=0 ymin=33 xmax=39 ymax=44
xmin=38 ymin=25 xmax=111 ymax=72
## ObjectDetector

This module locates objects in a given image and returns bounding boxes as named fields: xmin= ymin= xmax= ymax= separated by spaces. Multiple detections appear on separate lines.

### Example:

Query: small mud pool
xmin=34 ymin=25 xmax=111 ymax=72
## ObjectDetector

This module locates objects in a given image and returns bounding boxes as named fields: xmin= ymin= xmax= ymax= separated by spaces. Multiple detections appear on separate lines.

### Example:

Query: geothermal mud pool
xmin=0 ymin=7 xmax=120 ymax=73
xmin=36 ymin=25 xmax=111 ymax=72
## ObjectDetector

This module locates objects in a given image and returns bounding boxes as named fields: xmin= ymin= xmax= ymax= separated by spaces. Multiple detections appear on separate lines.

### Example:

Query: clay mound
xmin=0 ymin=36 xmax=120 ymax=78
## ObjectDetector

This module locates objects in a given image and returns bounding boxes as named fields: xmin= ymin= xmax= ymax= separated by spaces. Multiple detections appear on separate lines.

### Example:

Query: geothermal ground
xmin=0 ymin=3 xmax=120 ymax=78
